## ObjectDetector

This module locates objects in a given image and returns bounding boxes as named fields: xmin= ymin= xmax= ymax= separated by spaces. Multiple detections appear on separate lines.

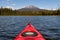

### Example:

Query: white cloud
xmin=5 ymin=6 xmax=15 ymax=10
xmin=5 ymin=6 xmax=13 ymax=9
xmin=6 ymin=6 xmax=11 ymax=8
xmin=6 ymin=0 xmax=10 ymax=2
xmin=39 ymin=7 xmax=56 ymax=10
xmin=12 ymin=4 xmax=16 ymax=6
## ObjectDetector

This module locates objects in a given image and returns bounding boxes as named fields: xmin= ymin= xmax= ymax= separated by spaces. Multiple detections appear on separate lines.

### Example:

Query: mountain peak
xmin=25 ymin=5 xmax=37 ymax=8
xmin=18 ymin=5 xmax=40 ymax=11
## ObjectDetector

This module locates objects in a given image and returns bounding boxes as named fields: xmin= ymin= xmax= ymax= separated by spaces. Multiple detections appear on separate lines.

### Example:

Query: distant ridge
xmin=18 ymin=5 xmax=40 ymax=11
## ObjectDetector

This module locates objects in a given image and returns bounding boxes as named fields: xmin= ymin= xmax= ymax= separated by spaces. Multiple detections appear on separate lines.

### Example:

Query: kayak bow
xmin=14 ymin=23 xmax=45 ymax=40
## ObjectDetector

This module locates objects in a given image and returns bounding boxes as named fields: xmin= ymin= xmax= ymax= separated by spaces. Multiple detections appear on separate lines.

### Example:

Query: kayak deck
xmin=14 ymin=23 xmax=45 ymax=40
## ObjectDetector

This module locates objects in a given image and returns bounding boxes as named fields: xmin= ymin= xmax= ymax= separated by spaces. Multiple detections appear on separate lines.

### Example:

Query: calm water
xmin=0 ymin=16 xmax=60 ymax=40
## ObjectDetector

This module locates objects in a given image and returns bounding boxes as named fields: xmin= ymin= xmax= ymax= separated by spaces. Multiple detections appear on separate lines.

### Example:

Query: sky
xmin=0 ymin=0 xmax=60 ymax=10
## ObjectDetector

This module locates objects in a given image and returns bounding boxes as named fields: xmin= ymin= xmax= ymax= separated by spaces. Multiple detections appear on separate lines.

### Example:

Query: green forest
xmin=0 ymin=7 xmax=60 ymax=16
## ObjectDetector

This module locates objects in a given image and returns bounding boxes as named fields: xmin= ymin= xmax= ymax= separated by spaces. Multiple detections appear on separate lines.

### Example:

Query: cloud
xmin=5 ymin=0 xmax=10 ymax=2
xmin=5 ymin=6 xmax=15 ymax=10
xmin=5 ymin=6 xmax=13 ymax=9
xmin=39 ymin=7 xmax=56 ymax=10
xmin=12 ymin=4 xmax=16 ymax=6
xmin=6 ymin=0 xmax=10 ymax=2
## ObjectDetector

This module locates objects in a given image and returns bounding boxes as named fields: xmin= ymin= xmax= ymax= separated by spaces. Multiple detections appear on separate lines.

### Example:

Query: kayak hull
xmin=14 ymin=23 xmax=45 ymax=40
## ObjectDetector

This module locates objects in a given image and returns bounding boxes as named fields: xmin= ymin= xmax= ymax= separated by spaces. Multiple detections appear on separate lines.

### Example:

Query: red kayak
xmin=14 ymin=23 xmax=45 ymax=40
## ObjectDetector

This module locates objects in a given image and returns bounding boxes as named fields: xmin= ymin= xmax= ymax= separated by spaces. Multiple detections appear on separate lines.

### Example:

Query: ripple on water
xmin=0 ymin=16 xmax=60 ymax=40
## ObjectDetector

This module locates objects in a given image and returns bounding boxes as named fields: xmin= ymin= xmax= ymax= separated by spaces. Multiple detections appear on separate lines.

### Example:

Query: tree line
xmin=0 ymin=7 xmax=60 ymax=16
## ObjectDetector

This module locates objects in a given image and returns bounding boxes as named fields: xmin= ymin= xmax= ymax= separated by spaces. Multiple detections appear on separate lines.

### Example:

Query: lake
xmin=0 ymin=16 xmax=60 ymax=40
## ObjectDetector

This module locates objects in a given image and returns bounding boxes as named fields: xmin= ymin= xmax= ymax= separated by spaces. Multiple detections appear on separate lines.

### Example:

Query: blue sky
xmin=0 ymin=0 xmax=60 ymax=10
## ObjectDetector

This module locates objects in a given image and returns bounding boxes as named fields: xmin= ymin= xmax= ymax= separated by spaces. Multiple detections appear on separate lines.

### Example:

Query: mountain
xmin=18 ymin=5 xmax=40 ymax=11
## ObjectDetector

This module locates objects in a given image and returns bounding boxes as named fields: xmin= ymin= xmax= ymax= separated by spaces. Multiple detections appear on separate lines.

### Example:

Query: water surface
xmin=0 ymin=16 xmax=60 ymax=40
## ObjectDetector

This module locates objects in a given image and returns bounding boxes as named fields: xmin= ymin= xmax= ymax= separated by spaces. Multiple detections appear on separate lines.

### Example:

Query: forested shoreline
xmin=0 ymin=7 xmax=60 ymax=16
